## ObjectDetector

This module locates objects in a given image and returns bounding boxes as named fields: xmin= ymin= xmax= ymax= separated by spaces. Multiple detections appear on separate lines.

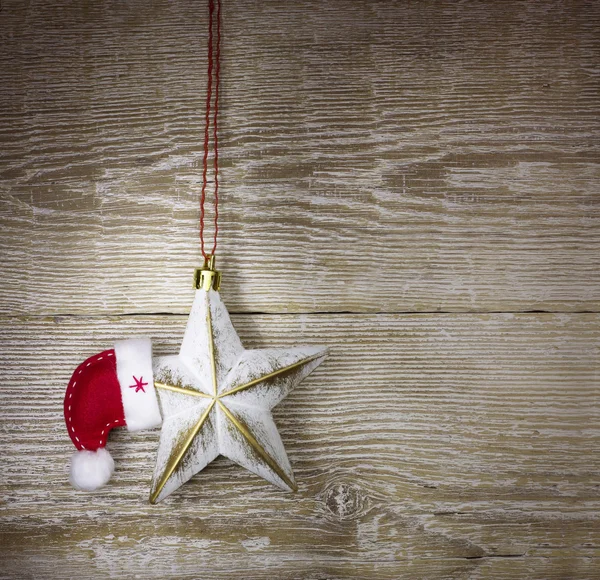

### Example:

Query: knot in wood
xmin=322 ymin=483 xmax=365 ymax=521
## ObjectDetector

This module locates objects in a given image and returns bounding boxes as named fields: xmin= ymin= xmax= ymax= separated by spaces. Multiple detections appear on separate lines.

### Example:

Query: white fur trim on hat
xmin=114 ymin=337 xmax=162 ymax=432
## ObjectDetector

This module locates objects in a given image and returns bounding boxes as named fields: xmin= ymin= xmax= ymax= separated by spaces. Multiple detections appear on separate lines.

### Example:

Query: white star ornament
xmin=149 ymin=289 xmax=328 ymax=503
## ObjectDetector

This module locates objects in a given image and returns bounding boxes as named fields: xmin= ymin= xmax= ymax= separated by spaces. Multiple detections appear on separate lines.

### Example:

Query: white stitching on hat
xmin=66 ymin=350 xmax=122 ymax=453
xmin=97 ymin=418 xmax=122 ymax=447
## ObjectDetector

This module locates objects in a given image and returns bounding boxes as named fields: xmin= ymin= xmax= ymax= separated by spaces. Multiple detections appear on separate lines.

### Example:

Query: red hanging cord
xmin=211 ymin=0 xmax=221 ymax=255
xmin=200 ymin=0 xmax=221 ymax=259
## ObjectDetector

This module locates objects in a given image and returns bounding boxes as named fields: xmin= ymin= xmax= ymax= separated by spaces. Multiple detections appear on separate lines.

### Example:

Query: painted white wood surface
xmin=0 ymin=314 xmax=598 ymax=577
xmin=0 ymin=0 xmax=598 ymax=578
xmin=0 ymin=0 xmax=598 ymax=314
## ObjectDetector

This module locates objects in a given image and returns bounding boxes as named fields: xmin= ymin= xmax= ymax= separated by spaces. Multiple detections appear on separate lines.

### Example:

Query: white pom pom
xmin=70 ymin=448 xmax=115 ymax=491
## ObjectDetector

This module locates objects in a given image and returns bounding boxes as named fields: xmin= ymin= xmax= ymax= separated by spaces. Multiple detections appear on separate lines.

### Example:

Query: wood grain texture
xmin=0 ymin=0 xmax=599 ymax=315
xmin=1 ymin=0 xmax=599 ymax=577
xmin=0 ymin=314 xmax=598 ymax=578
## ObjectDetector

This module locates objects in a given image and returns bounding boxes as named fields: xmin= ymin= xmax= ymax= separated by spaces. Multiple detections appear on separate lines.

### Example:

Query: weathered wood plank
xmin=0 ymin=313 xmax=597 ymax=577
xmin=1 ymin=0 xmax=599 ymax=315
xmin=1 ymin=0 xmax=598 ymax=577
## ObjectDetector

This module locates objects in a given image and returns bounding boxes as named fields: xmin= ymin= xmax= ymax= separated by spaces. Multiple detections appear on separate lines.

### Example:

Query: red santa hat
xmin=64 ymin=337 xmax=162 ymax=491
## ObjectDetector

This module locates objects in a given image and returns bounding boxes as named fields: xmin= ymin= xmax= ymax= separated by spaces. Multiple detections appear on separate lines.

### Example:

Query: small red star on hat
xmin=129 ymin=376 xmax=148 ymax=393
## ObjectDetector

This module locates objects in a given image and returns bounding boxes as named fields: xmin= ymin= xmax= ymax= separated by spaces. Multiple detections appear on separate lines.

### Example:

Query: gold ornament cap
xmin=194 ymin=255 xmax=221 ymax=291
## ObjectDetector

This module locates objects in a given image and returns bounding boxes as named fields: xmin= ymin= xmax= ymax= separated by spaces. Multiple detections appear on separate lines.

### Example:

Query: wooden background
xmin=0 ymin=0 xmax=598 ymax=578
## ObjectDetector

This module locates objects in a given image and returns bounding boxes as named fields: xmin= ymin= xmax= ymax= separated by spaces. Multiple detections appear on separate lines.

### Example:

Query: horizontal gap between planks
xmin=0 ymin=309 xmax=598 ymax=321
